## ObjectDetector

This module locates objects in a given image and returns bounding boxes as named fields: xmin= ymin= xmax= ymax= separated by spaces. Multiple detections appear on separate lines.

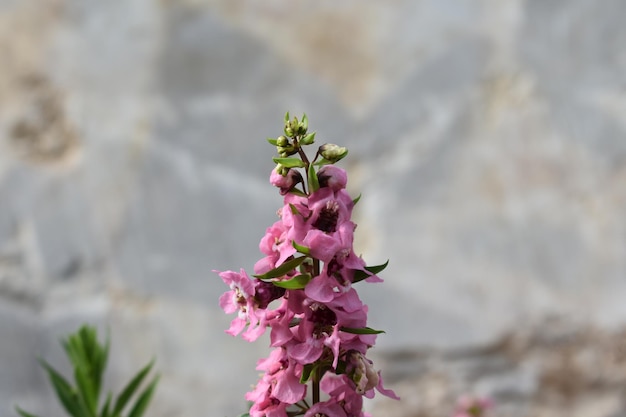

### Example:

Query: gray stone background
xmin=1 ymin=0 xmax=625 ymax=416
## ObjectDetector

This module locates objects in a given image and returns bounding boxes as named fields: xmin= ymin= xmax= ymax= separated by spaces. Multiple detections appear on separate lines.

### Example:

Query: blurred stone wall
xmin=1 ymin=0 xmax=625 ymax=416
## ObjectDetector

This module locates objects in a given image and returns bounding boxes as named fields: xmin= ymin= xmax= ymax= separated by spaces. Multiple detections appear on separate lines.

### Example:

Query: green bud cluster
xmin=267 ymin=112 xmax=349 ymax=195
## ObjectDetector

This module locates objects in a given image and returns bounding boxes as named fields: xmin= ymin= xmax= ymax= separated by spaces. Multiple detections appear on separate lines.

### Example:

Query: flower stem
xmin=312 ymin=366 xmax=320 ymax=405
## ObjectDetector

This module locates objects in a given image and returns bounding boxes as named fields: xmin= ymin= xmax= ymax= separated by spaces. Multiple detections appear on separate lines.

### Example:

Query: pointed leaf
xmin=271 ymin=274 xmax=311 ymax=290
xmin=340 ymin=326 xmax=385 ymax=335
xmin=291 ymin=241 xmax=310 ymax=255
xmin=15 ymin=406 xmax=40 ymax=417
xmin=112 ymin=360 xmax=154 ymax=416
xmin=284 ymin=111 xmax=290 ymax=122
xmin=267 ymin=138 xmax=278 ymax=146
xmin=253 ymin=257 xmax=307 ymax=280
xmin=39 ymin=359 xmax=89 ymax=417
xmin=74 ymin=367 xmax=97 ymax=416
xmin=352 ymin=193 xmax=362 ymax=205
xmin=352 ymin=260 xmax=389 ymax=284
xmin=127 ymin=375 xmax=160 ymax=417
xmin=272 ymin=157 xmax=306 ymax=168
xmin=307 ymin=163 xmax=319 ymax=193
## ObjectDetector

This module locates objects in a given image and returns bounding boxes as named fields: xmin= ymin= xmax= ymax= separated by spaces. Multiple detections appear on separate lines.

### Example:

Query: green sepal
xmin=127 ymin=374 xmax=160 ymax=417
xmin=112 ymin=359 xmax=155 ymax=416
xmin=301 ymin=113 xmax=308 ymax=132
xmin=307 ymin=163 xmax=319 ymax=193
xmin=284 ymin=111 xmax=290 ymax=122
xmin=300 ymin=132 xmax=316 ymax=146
xmin=288 ymin=188 xmax=307 ymax=197
xmin=15 ymin=406 xmax=40 ymax=417
xmin=237 ymin=414 xmax=251 ymax=417
xmin=313 ymin=158 xmax=334 ymax=166
xmin=254 ymin=257 xmax=307 ymax=280
xmin=352 ymin=260 xmax=389 ymax=284
xmin=340 ymin=326 xmax=385 ymax=335
xmin=289 ymin=204 xmax=301 ymax=216
xmin=352 ymin=193 xmax=362 ymax=205
xmin=271 ymin=274 xmax=312 ymax=289
xmin=292 ymin=241 xmax=310 ymax=255
xmin=267 ymin=138 xmax=278 ymax=146
xmin=273 ymin=157 xmax=306 ymax=168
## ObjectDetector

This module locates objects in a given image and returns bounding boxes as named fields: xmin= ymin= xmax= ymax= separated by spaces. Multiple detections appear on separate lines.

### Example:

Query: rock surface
xmin=1 ymin=1 xmax=625 ymax=416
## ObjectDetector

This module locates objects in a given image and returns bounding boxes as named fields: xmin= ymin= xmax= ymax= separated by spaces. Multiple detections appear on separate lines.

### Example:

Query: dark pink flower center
xmin=313 ymin=201 xmax=340 ymax=233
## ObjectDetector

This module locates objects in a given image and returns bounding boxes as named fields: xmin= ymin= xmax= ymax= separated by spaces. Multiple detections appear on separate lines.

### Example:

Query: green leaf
xmin=307 ymin=163 xmax=319 ymax=193
xmin=74 ymin=367 xmax=97 ymax=416
xmin=291 ymin=241 xmax=310 ymax=255
xmin=39 ymin=359 xmax=89 ymax=417
xmin=271 ymin=274 xmax=312 ymax=290
xmin=352 ymin=193 xmax=362 ymax=205
xmin=112 ymin=360 xmax=154 ymax=417
xmin=237 ymin=414 xmax=251 ymax=417
xmin=340 ymin=326 xmax=385 ymax=335
xmin=63 ymin=327 xmax=99 ymax=416
xmin=253 ymin=257 xmax=307 ymax=280
xmin=127 ymin=375 xmax=160 ymax=417
xmin=267 ymin=138 xmax=278 ymax=146
xmin=284 ymin=111 xmax=290 ymax=122
xmin=272 ymin=157 xmax=306 ymax=168
xmin=15 ymin=406 xmax=41 ymax=417
xmin=352 ymin=260 xmax=389 ymax=284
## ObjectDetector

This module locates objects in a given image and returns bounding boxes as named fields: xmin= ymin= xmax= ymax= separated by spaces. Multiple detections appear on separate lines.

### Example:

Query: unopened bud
xmin=319 ymin=144 xmax=348 ymax=163
xmin=277 ymin=136 xmax=289 ymax=147
xmin=275 ymin=163 xmax=289 ymax=176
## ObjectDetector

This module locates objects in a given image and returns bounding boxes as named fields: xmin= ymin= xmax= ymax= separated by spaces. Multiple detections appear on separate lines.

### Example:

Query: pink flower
xmin=216 ymin=269 xmax=266 ymax=341
xmin=320 ymin=373 xmax=365 ymax=417
xmin=307 ymin=188 xmax=352 ymax=234
xmin=247 ymin=348 xmax=306 ymax=411
xmin=304 ymin=400 xmax=347 ymax=417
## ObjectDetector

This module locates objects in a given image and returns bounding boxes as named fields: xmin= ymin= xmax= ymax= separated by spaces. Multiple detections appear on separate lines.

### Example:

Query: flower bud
xmin=284 ymin=123 xmax=294 ymax=137
xmin=270 ymin=166 xmax=302 ymax=194
xmin=317 ymin=165 xmax=347 ymax=191
xmin=277 ymin=136 xmax=289 ymax=147
xmin=319 ymin=144 xmax=348 ymax=163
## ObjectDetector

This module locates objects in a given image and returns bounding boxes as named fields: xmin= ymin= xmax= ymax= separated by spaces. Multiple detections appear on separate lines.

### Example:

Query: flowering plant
xmin=215 ymin=113 xmax=399 ymax=417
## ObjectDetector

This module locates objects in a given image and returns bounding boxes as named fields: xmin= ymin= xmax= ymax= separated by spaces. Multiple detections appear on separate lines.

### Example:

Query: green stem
xmin=312 ymin=367 xmax=320 ymax=405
